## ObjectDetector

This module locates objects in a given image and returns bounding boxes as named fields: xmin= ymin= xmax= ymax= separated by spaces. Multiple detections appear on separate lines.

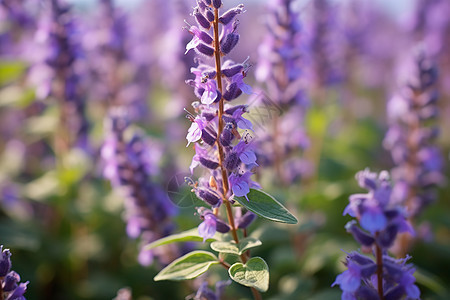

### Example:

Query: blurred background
xmin=0 ymin=0 xmax=449 ymax=299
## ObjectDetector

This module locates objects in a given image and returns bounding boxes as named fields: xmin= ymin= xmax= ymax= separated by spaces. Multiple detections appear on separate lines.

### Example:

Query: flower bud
xmin=219 ymin=5 xmax=245 ymax=25
xmin=0 ymin=246 xmax=12 ymax=276
xmin=199 ymin=157 xmax=219 ymax=169
xmin=201 ymin=129 xmax=217 ymax=146
xmin=196 ymin=188 xmax=221 ymax=206
xmin=212 ymin=0 xmax=222 ymax=9
xmin=237 ymin=211 xmax=256 ymax=229
xmin=3 ymin=271 xmax=20 ymax=292
xmin=224 ymin=152 xmax=239 ymax=171
xmin=216 ymin=218 xmax=230 ymax=233
xmin=206 ymin=10 xmax=214 ymax=22
xmin=194 ymin=8 xmax=211 ymax=29
xmin=223 ymin=82 xmax=242 ymax=101
xmin=196 ymin=43 xmax=214 ymax=57
xmin=220 ymin=123 xmax=234 ymax=147
xmin=220 ymin=33 xmax=239 ymax=55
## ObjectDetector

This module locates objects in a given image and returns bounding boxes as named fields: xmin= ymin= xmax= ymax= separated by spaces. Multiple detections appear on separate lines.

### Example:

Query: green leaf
xmin=145 ymin=228 xmax=218 ymax=250
xmin=154 ymin=251 xmax=219 ymax=281
xmin=211 ymin=237 xmax=262 ymax=256
xmin=235 ymin=189 xmax=298 ymax=224
xmin=238 ymin=237 xmax=262 ymax=254
xmin=210 ymin=240 xmax=239 ymax=255
xmin=228 ymin=257 xmax=269 ymax=292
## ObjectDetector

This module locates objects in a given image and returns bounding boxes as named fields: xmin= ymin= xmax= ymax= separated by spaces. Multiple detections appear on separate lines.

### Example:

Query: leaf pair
xmin=154 ymin=250 xmax=269 ymax=292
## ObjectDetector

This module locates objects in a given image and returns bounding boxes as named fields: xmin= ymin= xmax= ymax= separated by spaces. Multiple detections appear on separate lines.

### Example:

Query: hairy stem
xmin=375 ymin=242 xmax=384 ymax=300
xmin=213 ymin=7 xmax=239 ymax=245
xmin=212 ymin=7 xmax=262 ymax=300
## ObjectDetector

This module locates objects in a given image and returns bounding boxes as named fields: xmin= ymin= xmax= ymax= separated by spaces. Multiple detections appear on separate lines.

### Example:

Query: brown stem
xmin=212 ymin=7 xmax=239 ymax=245
xmin=375 ymin=242 xmax=384 ymax=300
xmin=250 ymin=287 xmax=263 ymax=300
xmin=212 ymin=7 xmax=262 ymax=300
xmin=219 ymin=260 xmax=231 ymax=269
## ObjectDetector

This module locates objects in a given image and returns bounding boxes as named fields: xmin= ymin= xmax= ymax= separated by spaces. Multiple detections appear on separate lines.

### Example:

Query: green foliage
xmin=144 ymin=228 xmax=220 ymax=251
xmin=235 ymin=189 xmax=298 ymax=224
xmin=228 ymin=257 xmax=269 ymax=292
xmin=210 ymin=237 xmax=262 ymax=256
xmin=154 ymin=251 xmax=219 ymax=281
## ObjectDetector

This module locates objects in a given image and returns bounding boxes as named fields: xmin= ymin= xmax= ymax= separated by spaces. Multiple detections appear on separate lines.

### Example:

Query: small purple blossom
xmin=0 ymin=246 xmax=29 ymax=300
xmin=334 ymin=170 xmax=420 ymax=299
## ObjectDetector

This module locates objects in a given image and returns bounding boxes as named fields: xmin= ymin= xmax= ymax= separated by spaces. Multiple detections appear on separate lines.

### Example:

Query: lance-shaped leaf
xmin=228 ymin=257 xmax=269 ymax=292
xmin=145 ymin=228 xmax=219 ymax=251
xmin=210 ymin=237 xmax=262 ymax=255
xmin=154 ymin=251 xmax=219 ymax=281
xmin=235 ymin=189 xmax=298 ymax=224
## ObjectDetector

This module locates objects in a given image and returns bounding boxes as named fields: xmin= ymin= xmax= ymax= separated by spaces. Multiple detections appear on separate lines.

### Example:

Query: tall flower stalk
xmin=255 ymin=0 xmax=310 ymax=185
xmin=29 ymin=0 xmax=89 ymax=153
xmin=102 ymin=110 xmax=178 ymax=266
xmin=184 ymin=0 xmax=256 ymax=242
xmin=185 ymin=1 xmax=260 ymax=296
xmin=383 ymin=50 xmax=443 ymax=255
xmin=333 ymin=169 xmax=420 ymax=300
xmin=149 ymin=2 xmax=297 ymax=299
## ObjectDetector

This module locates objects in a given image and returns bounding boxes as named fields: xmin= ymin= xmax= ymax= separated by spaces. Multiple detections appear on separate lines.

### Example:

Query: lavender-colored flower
xmin=305 ymin=0 xmax=344 ymax=90
xmin=183 ymin=2 xmax=260 ymax=268
xmin=333 ymin=170 xmax=420 ymax=300
xmin=0 ymin=0 xmax=36 ymax=57
xmin=101 ymin=110 xmax=178 ymax=266
xmin=27 ymin=0 xmax=90 ymax=151
xmin=383 ymin=50 xmax=444 ymax=217
xmin=333 ymin=252 xmax=420 ymax=300
xmin=184 ymin=0 xmax=256 ymax=200
xmin=254 ymin=0 xmax=310 ymax=185
xmin=0 ymin=245 xmax=29 ymax=300
xmin=82 ymin=0 xmax=151 ymax=122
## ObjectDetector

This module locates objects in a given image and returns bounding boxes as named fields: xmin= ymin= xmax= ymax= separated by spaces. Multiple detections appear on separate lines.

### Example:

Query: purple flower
xmin=254 ymin=0 xmax=311 ymax=185
xmin=383 ymin=50 xmax=444 ymax=217
xmin=186 ymin=116 xmax=207 ymax=146
xmin=334 ymin=170 xmax=420 ymax=299
xmin=198 ymin=213 xmax=217 ymax=242
xmin=0 ymin=246 xmax=29 ymax=299
xmin=332 ymin=259 xmax=362 ymax=293
xmin=183 ymin=1 xmax=259 ymax=243
xmin=196 ymin=208 xmax=230 ymax=242
xmin=102 ymin=110 xmax=178 ymax=265
xmin=28 ymin=0 xmax=90 ymax=151
xmin=229 ymin=172 xmax=257 ymax=200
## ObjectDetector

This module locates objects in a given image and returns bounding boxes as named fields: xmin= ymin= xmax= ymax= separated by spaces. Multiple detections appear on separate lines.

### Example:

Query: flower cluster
xmin=306 ymin=0 xmax=344 ymax=89
xmin=83 ymin=0 xmax=150 ymax=121
xmin=383 ymin=50 xmax=443 ymax=217
xmin=0 ymin=0 xmax=35 ymax=57
xmin=101 ymin=110 xmax=178 ymax=266
xmin=254 ymin=0 xmax=310 ymax=184
xmin=333 ymin=169 xmax=420 ymax=299
xmin=0 ymin=245 xmax=29 ymax=300
xmin=184 ymin=0 xmax=257 ymax=241
xmin=28 ymin=0 xmax=89 ymax=150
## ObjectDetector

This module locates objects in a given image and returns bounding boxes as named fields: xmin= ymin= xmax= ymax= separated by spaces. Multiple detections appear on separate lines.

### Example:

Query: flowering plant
xmin=145 ymin=1 xmax=297 ymax=298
